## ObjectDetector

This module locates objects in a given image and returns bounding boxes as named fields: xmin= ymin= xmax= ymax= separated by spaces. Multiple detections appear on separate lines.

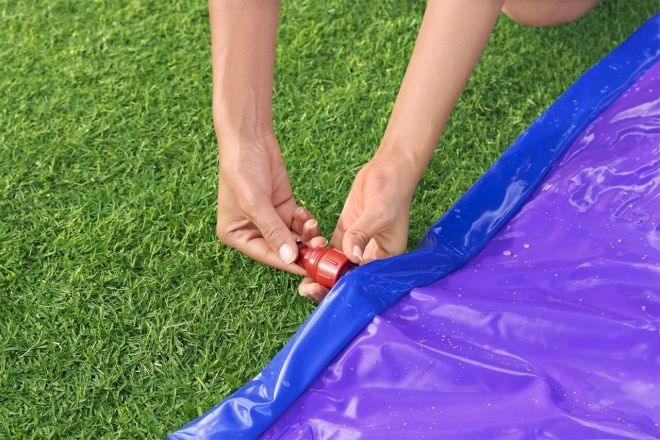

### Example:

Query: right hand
xmin=298 ymin=154 xmax=415 ymax=302
xmin=216 ymin=133 xmax=326 ymax=275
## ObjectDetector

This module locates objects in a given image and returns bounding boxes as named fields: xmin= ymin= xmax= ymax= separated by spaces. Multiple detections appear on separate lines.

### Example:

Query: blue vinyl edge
xmin=169 ymin=13 xmax=660 ymax=440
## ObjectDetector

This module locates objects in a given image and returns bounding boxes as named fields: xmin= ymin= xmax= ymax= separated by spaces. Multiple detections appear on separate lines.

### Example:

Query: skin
xmin=212 ymin=0 xmax=327 ymax=278
xmin=210 ymin=0 xmax=600 ymax=303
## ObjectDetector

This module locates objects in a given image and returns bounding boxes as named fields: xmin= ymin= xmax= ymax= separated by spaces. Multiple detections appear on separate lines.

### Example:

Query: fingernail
xmin=353 ymin=245 xmax=363 ymax=263
xmin=279 ymin=244 xmax=296 ymax=264
xmin=305 ymin=286 xmax=316 ymax=295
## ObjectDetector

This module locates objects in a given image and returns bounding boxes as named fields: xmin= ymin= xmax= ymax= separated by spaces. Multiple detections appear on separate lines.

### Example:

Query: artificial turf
xmin=0 ymin=0 xmax=657 ymax=437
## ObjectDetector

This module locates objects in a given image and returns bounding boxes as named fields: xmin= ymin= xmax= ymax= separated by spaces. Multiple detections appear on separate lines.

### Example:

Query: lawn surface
xmin=1 ymin=0 xmax=657 ymax=437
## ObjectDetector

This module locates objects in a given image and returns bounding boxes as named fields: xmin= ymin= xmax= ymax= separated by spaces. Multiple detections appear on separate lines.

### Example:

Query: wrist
xmin=374 ymin=135 xmax=432 ymax=190
xmin=217 ymin=129 xmax=280 ymax=176
xmin=371 ymin=145 xmax=426 ymax=200
xmin=214 ymin=105 xmax=275 ymax=146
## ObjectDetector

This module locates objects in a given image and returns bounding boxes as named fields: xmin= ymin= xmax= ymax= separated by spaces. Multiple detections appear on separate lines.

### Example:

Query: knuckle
xmin=216 ymin=216 xmax=240 ymax=247
xmin=216 ymin=215 xmax=231 ymax=244
xmin=258 ymin=220 xmax=281 ymax=243
xmin=381 ymin=210 xmax=398 ymax=225
xmin=295 ymin=206 xmax=307 ymax=218
xmin=237 ymin=187 xmax=266 ymax=214
xmin=350 ymin=229 xmax=371 ymax=248
xmin=216 ymin=226 xmax=233 ymax=245
xmin=216 ymin=226 xmax=226 ymax=243
xmin=238 ymin=194 xmax=259 ymax=213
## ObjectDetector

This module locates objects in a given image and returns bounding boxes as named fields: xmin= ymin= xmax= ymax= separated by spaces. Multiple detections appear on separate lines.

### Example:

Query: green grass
xmin=0 ymin=0 xmax=656 ymax=437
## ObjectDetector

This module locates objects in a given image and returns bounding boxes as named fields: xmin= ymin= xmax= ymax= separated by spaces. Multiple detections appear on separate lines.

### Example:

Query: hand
xmin=217 ymin=133 xmax=326 ymax=275
xmin=298 ymin=154 xmax=415 ymax=302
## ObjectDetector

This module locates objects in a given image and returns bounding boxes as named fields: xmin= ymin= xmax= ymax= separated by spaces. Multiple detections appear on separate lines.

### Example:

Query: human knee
xmin=503 ymin=0 xmax=600 ymax=27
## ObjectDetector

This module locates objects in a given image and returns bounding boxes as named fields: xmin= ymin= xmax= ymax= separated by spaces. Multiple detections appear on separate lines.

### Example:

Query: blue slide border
xmin=169 ymin=13 xmax=660 ymax=440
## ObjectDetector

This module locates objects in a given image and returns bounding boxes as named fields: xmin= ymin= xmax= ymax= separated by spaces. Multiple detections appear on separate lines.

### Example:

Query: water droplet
xmin=373 ymin=361 xmax=379 ymax=366
xmin=282 ymin=380 xmax=290 ymax=387
xmin=641 ymin=306 xmax=647 ymax=312
xmin=503 ymin=250 xmax=512 ymax=256
xmin=523 ymin=243 xmax=530 ymax=249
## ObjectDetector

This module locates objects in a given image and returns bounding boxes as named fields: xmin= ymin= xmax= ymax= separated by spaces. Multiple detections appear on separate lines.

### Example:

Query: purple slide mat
xmin=263 ymin=62 xmax=660 ymax=439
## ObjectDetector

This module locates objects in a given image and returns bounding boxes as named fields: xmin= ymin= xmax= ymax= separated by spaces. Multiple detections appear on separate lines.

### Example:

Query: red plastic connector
xmin=296 ymin=243 xmax=357 ymax=289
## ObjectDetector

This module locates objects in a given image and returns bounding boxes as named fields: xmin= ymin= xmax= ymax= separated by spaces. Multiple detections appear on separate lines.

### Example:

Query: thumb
xmin=250 ymin=204 xmax=298 ymax=265
xmin=341 ymin=210 xmax=386 ymax=265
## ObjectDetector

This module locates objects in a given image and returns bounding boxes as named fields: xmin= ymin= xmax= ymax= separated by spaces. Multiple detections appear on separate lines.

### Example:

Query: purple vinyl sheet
xmin=261 ymin=62 xmax=660 ymax=439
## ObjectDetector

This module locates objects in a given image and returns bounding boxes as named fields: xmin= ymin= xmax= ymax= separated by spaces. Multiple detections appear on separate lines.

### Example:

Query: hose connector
xmin=296 ymin=243 xmax=357 ymax=288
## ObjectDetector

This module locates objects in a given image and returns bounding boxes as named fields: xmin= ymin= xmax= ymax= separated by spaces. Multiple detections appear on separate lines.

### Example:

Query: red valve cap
xmin=296 ymin=244 xmax=357 ymax=289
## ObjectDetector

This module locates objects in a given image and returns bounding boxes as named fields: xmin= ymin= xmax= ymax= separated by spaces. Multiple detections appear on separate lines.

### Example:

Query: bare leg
xmin=503 ymin=0 xmax=601 ymax=27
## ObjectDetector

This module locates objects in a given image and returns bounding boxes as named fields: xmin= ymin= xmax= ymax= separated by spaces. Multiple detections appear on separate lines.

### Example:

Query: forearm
xmin=209 ymin=0 xmax=280 ymax=145
xmin=376 ymin=0 xmax=503 ymax=189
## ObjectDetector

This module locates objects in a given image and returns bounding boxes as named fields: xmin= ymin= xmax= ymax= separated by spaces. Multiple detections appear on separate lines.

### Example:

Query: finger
xmin=306 ymin=235 xmax=328 ymax=249
xmin=362 ymin=238 xmax=395 ymax=264
xmin=249 ymin=203 xmax=301 ymax=266
xmin=362 ymin=219 xmax=408 ymax=264
xmin=298 ymin=277 xmax=314 ymax=297
xmin=299 ymin=218 xmax=320 ymax=243
xmin=341 ymin=210 xmax=389 ymax=264
xmin=291 ymin=207 xmax=314 ymax=236
xmin=363 ymin=239 xmax=386 ymax=264
xmin=298 ymin=277 xmax=329 ymax=303
xmin=329 ymin=214 xmax=350 ymax=252
xmin=240 ymin=235 xmax=308 ymax=276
